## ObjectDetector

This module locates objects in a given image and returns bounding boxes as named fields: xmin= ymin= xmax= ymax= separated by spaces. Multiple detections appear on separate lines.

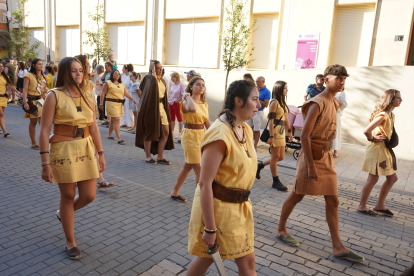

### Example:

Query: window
xmin=29 ymin=28 xmax=45 ymax=60
xmin=58 ymin=26 xmax=80 ymax=58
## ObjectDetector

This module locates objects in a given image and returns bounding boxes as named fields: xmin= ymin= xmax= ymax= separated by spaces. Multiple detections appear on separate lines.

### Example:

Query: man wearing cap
xmin=246 ymin=76 xmax=270 ymax=150
xmin=185 ymin=70 xmax=198 ymax=82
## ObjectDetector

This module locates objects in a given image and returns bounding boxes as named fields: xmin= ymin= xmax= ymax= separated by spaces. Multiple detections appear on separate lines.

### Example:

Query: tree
xmin=218 ymin=0 xmax=258 ymax=92
xmin=4 ymin=0 xmax=40 ymax=60
xmin=83 ymin=2 xmax=112 ymax=65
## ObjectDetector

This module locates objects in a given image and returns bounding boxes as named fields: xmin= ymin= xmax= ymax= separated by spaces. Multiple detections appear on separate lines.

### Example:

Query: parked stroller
xmin=268 ymin=105 xmax=303 ymax=160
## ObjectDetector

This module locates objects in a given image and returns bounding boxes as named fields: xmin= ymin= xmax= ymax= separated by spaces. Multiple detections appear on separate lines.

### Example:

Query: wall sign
xmin=294 ymin=32 xmax=320 ymax=69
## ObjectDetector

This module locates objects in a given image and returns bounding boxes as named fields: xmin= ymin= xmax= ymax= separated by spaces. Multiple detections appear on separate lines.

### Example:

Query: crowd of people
xmin=1 ymin=53 xmax=407 ymax=274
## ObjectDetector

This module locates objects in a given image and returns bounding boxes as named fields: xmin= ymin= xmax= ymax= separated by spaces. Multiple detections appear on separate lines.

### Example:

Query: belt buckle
xmin=240 ymin=190 xmax=250 ymax=203
xmin=75 ymin=127 xmax=85 ymax=138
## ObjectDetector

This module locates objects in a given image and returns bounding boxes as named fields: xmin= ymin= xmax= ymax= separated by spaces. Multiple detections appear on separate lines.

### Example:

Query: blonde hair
xmin=170 ymin=72 xmax=180 ymax=82
xmin=108 ymin=53 xmax=114 ymax=58
xmin=369 ymin=89 xmax=400 ymax=122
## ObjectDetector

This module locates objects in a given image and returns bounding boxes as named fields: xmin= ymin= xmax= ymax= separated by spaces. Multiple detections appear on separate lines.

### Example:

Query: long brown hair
xmin=272 ymin=81 xmax=289 ymax=113
xmin=369 ymin=89 xmax=400 ymax=122
xmin=186 ymin=77 xmax=206 ymax=103
xmin=0 ymin=62 xmax=12 ymax=85
xmin=74 ymin=54 xmax=90 ymax=87
xmin=55 ymin=57 xmax=94 ymax=111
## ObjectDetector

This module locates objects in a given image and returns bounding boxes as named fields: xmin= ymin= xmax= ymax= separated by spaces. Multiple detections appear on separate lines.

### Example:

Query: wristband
xmin=39 ymin=151 xmax=49 ymax=154
xmin=204 ymin=227 xmax=217 ymax=233
xmin=287 ymin=129 xmax=292 ymax=133
xmin=98 ymin=151 xmax=104 ymax=156
xmin=41 ymin=162 xmax=50 ymax=166
xmin=269 ymin=136 xmax=274 ymax=138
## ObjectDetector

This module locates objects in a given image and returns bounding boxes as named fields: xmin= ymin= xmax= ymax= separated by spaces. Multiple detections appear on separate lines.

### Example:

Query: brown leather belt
xmin=49 ymin=124 xmax=90 ymax=143
xmin=106 ymin=98 xmax=125 ymax=104
xmin=0 ymin=93 xmax=7 ymax=98
xmin=212 ymin=180 xmax=250 ymax=203
xmin=27 ymin=95 xmax=42 ymax=101
xmin=185 ymin=123 xmax=204 ymax=130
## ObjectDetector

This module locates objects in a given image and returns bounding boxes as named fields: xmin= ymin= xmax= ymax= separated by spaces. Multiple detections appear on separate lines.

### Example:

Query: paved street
xmin=1 ymin=105 xmax=413 ymax=276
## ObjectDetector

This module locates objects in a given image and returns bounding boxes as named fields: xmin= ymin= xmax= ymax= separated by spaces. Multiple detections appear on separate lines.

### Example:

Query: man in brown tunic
xmin=275 ymin=65 xmax=365 ymax=263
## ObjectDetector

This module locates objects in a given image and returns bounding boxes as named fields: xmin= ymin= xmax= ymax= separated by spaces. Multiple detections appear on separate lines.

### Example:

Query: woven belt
xmin=0 ymin=93 xmax=7 ymax=98
xmin=185 ymin=123 xmax=204 ymax=130
xmin=49 ymin=124 xmax=90 ymax=143
xmin=106 ymin=98 xmax=125 ymax=104
xmin=212 ymin=180 xmax=250 ymax=203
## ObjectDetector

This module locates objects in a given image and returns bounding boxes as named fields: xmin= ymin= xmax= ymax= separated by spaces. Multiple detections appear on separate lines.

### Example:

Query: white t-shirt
xmin=18 ymin=69 xmax=28 ymax=78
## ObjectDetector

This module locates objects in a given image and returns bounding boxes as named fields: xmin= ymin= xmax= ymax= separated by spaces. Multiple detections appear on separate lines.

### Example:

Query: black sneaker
xmin=272 ymin=177 xmax=288 ymax=191
xmin=256 ymin=161 xmax=264 ymax=180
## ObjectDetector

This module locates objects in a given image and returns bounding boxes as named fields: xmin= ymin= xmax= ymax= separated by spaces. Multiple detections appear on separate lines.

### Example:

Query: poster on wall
xmin=294 ymin=32 xmax=319 ymax=69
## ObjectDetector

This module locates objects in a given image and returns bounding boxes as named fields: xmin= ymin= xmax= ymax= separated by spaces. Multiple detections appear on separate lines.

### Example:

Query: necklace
xmin=233 ymin=128 xmax=251 ymax=158
xmin=67 ymin=89 xmax=82 ymax=112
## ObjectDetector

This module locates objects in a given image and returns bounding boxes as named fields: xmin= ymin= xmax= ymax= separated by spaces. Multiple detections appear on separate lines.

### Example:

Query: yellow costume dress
xmin=0 ymin=75 xmax=8 ymax=107
xmin=362 ymin=112 xmax=396 ymax=176
xmin=188 ymin=119 xmax=257 ymax=260
xmin=49 ymin=89 xmax=99 ymax=183
xmin=47 ymin=73 xmax=54 ymax=89
xmin=180 ymin=101 xmax=209 ymax=164
xmin=158 ymin=78 xmax=169 ymax=126
xmin=23 ymin=73 xmax=47 ymax=119
xmin=271 ymin=99 xmax=288 ymax=147
xmin=106 ymin=80 xmax=125 ymax=117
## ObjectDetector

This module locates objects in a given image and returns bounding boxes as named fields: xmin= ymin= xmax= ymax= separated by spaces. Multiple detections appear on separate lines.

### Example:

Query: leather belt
xmin=0 ymin=93 xmax=7 ymax=98
xmin=273 ymin=120 xmax=284 ymax=127
xmin=185 ymin=123 xmax=204 ymax=130
xmin=49 ymin=124 xmax=90 ymax=143
xmin=212 ymin=180 xmax=250 ymax=203
xmin=106 ymin=98 xmax=125 ymax=104
xmin=160 ymin=97 xmax=164 ymax=103
xmin=28 ymin=95 xmax=42 ymax=101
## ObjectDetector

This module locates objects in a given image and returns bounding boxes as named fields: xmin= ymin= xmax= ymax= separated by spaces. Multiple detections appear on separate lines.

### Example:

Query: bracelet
xmin=269 ymin=136 xmax=274 ymax=138
xmin=99 ymin=104 xmax=103 ymax=106
xmin=204 ymin=227 xmax=217 ymax=234
xmin=287 ymin=129 xmax=292 ymax=133
xmin=39 ymin=151 xmax=49 ymax=154
xmin=41 ymin=162 xmax=50 ymax=166
xmin=98 ymin=151 xmax=104 ymax=156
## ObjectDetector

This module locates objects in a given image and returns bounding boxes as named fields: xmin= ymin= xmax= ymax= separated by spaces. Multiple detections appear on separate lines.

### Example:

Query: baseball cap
xmin=184 ymin=70 xmax=197 ymax=77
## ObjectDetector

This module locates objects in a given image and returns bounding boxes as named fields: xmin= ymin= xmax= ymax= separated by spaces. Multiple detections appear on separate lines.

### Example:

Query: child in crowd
xmin=108 ymin=54 xmax=118 ymax=70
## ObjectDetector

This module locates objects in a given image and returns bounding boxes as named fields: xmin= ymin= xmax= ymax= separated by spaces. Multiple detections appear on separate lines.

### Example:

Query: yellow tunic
xmin=47 ymin=73 xmax=54 ymax=89
xmin=106 ymin=80 xmax=125 ymax=117
xmin=188 ymin=119 xmax=257 ymax=260
xmin=180 ymin=101 xmax=209 ymax=164
xmin=22 ymin=73 xmax=47 ymax=119
xmin=362 ymin=112 xmax=396 ymax=176
xmin=271 ymin=99 xmax=288 ymax=147
xmin=158 ymin=79 xmax=169 ymax=126
xmin=0 ymin=75 xmax=8 ymax=107
xmin=49 ymin=89 xmax=99 ymax=183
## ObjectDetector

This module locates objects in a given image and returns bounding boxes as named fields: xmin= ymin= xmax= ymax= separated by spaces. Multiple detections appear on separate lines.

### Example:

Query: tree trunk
xmin=225 ymin=69 xmax=230 ymax=99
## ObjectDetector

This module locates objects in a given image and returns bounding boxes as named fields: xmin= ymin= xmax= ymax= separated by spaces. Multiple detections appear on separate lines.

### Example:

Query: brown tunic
xmin=293 ymin=94 xmax=338 ymax=195
xmin=134 ymin=75 xmax=174 ymax=155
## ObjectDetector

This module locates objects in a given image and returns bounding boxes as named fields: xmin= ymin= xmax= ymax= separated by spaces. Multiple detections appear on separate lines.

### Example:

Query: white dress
xmin=120 ymin=74 xmax=134 ymax=127
xmin=332 ymin=91 xmax=347 ymax=151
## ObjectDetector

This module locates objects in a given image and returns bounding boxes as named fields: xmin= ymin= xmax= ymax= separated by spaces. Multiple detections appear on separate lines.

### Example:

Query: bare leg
xmin=186 ymin=257 xmax=214 ymax=276
xmin=171 ymin=163 xmax=200 ymax=196
xmin=144 ymin=141 xmax=152 ymax=160
xmin=324 ymin=195 xmax=349 ymax=255
xmin=357 ymin=173 xmax=379 ymax=211
xmin=157 ymin=125 xmax=169 ymax=160
xmin=112 ymin=117 xmax=122 ymax=141
xmin=132 ymin=111 xmax=137 ymax=130
xmin=178 ymin=121 xmax=183 ymax=135
xmin=375 ymin=173 xmax=398 ymax=210
xmin=29 ymin=117 xmax=38 ymax=146
xmin=171 ymin=120 xmax=176 ymax=136
xmin=0 ymin=107 xmax=7 ymax=132
xmin=235 ymin=252 xmax=257 ymax=276
xmin=58 ymin=180 xmax=95 ymax=249
xmin=253 ymin=130 xmax=260 ymax=147
xmin=277 ymin=192 xmax=305 ymax=236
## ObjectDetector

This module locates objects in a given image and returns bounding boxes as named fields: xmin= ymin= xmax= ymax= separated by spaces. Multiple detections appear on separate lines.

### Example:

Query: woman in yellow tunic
xmin=45 ymin=65 xmax=54 ymax=89
xmin=100 ymin=69 xmax=136 ymax=145
xmin=0 ymin=62 xmax=20 ymax=137
xmin=170 ymin=77 xmax=211 ymax=203
xmin=186 ymin=80 xmax=260 ymax=276
xmin=39 ymin=57 xmax=106 ymax=260
xmin=256 ymin=81 xmax=293 ymax=191
xmin=275 ymin=65 xmax=364 ymax=263
xmin=22 ymin=58 xmax=48 ymax=149
xmin=358 ymin=89 xmax=402 ymax=217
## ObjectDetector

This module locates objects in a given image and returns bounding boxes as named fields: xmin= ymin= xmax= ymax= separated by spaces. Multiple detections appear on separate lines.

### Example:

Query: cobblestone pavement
xmin=1 ymin=106 xmax=413 ymax=276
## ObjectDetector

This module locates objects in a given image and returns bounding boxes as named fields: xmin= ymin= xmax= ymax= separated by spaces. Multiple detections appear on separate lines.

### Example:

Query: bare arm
xmin=123 ymin=87 xmax=135 ymax=102
xmin=39 ymin=92 xmax=57 ymax=182
xmin=6 ymin=83 xmax=19 ymax=93
xmin=89 ymin=109 xmax=106 ymax=173
xmin=199 ymin=140 xmax=227 ymax=248
xmin=137 ymin=88 xmax=142 ymax=98
xmin=259 ymin=99 xmax=269 ymax=108
xmin=267 ymin=100 xmax=278 ymax=145
xmin=300 ymin=103 xmax=319 ymax=179
xmin=204 ymin=119 xmax=212 ymax=130
xmin=181 ymin=94 xmax=197 ymax=113
xmin=285 ymin=116 xmax=293 ymax=141
xmin=22 ymin=78 xmax=30 ymax=110
xmin=100 ymin=83 xmax=108 ymax=104
xmin=363 ymin=116 xmax=386 ymax=142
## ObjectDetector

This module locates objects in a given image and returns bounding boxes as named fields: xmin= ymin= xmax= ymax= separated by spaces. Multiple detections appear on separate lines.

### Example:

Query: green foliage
xmin=4 ymin=0 xmax=40 ymax=60
xmin=83 ymin=3 xmax=112 ymax=65
xmin=219 ymin=0 xmax=258 ymax=92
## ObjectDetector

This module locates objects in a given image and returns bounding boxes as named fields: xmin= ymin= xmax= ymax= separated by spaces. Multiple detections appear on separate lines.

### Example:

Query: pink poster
xmin=295 ymin=33 xmax=319 ymax=69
